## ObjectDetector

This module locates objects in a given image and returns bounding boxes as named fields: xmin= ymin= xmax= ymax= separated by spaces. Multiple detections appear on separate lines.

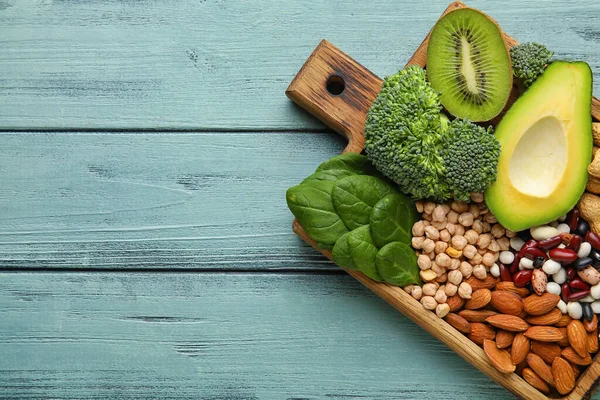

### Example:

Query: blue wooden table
xmin=1 ymin=1 xmax=599 ymax=398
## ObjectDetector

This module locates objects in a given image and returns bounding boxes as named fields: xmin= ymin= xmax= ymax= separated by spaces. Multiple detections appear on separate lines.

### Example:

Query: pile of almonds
xmin=445 ymin=282 xmax=599 ymax=395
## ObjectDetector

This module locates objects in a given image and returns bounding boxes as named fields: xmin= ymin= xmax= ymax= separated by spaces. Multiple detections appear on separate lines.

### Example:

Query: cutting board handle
xmin=285 ymin=40 xmax=383 ymax=154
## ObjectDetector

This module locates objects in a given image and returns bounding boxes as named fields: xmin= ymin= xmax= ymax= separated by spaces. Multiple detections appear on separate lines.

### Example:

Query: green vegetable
xmin=364 ymin=65 xmax=450 ymax=201
xmin=316 ymin=152 xmax=375 ymax=175
xmin=286 ymin=180 xmax=349 ymax=246
xmin=332 ymin=175 xmax=396 ymax=230
xmin=370 ymin=193 xmax=418 ymax=248
xmin=510 ymin=42 xmax=554 ymax=88
xmin=375 ymin=242 xmax=420 ymax=286
xmin=332 ymin=232 xmax=357 ymax=270
xmin=440 ymin=119 xmax=501 ymax=201
xmin=301 ymin=169 xmax=355 ymax=185
xmin=348 ymin=225 xmax=382 ymax=281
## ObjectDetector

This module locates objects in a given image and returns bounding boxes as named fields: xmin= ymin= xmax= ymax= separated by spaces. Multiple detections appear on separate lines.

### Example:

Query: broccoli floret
xmin=510 ymin=42 xmax=554 ymax=88
xmin=364 ymin=66 xmax=451 ymax=201
xmin=441 ymin=119 xmax=501 ymax=201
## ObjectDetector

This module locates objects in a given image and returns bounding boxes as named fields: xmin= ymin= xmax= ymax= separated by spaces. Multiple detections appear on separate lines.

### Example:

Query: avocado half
xmin=485 ymin=61 xmax=593 ymax=232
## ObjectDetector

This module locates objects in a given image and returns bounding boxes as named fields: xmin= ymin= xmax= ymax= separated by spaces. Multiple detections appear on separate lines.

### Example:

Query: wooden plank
xmin=0 ymin=271 xmax=511 ymax=399
xmin=0 ymin=132 xmax=348 ymax=270
xmin=0 ymin=0 xmax=599 ymax=129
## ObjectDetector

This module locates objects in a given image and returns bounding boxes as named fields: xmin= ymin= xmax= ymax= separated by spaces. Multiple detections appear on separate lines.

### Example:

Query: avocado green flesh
xmin=485 ymin=61 xmax=593 ymax=231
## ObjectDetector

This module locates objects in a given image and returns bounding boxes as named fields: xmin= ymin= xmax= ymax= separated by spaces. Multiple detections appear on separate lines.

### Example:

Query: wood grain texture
xmin=0 ymin=132 xmax=347 ymax=270
xmin=0 ymin=272 xmax=512 ymax=399
xmin=0 ymin=0 xmax=599 ymax=130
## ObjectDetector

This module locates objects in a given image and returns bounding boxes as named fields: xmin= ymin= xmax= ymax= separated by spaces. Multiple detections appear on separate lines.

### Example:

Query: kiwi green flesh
xmin=426 ymin=8 xmax=512 ymax=122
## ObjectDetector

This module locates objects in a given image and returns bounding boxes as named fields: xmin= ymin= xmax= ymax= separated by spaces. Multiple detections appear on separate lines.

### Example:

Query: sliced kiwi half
xmin=426 ymin=8 xmax=512 ymax=122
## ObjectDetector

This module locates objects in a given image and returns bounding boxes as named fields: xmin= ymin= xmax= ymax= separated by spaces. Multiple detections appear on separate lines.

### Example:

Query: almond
xmin=465 ymin=289 xmax=492 ymax=310
xmin=555 ymin=314 xmax=573 ymax=328
xmin=584 ymin=314 xmax=598 ymax=332
xmin=523 ymin=293 xmax=560 ymax=316
xmin=446 ymin=294 xmax=465 ymax=312
xmin=469 ymin=322 xmax=496 ymax=345
xmin=466 ymin=275 xmax=498 ymax=291
xmin=495 ymin=281 xmax=530 ymax=297
xmin=557 ymin=327 xmax=570 ymax=347
xmin=526 ymin=353 xmax=555 ymax=385
xmin=458 ymin=309 xmax=498 ymax=323
xmin=567 ymin=320 xmax=588 ymax=357
xmin=483 ymin=339 xmax=516 ymax=374
xmin=515 ymin=360 xmax=528 ymax=375
xmin=511 ymin=333 xmax=530 ymax=365
xmin=486 ymin=314 xmax=529 ymax=332
xmin=526 ymin=308 xmax=562 ymax=326
xmin=524 ymin=326 xmax=565 ymax=342
xmin=587 ymin=331 xmax=599 ymax=353
xmin=531 ymin=341 xmax=561 ymax=365
xmin=495 ymin=330 xmax=514 ymax=349
xmin=552 ymin=357 xmax=575 ymax=395
xmin=489 ymin=291 xmax=523 ymax=316
xmin=445 ymin=313 xmax=471 ymax=334
xmin=522 ymin=367 xmax=550 ymax=394
xmin=517 ymin=309 xmax=529 ymax=320
xmin=572 ymin=362 xmax=581 ymax=380
xmin=561 ymin=347 xmax=592 ymax=365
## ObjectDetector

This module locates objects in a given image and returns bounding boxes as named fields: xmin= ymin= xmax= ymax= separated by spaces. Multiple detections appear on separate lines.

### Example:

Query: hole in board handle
xmin=326 ymin=75 xmax=345 ymax=96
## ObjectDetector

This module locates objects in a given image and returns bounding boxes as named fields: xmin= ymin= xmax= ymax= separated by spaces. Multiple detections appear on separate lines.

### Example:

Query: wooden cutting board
xmin=285 ymin=2 xmax=600 ymax=399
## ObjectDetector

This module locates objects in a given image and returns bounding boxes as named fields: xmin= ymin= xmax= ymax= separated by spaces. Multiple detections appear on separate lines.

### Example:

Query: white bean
xmin=530 ymin=225 xmax=560 ymax=241
xmin=558 ymin=214 xmax=567 ymax=222
xmin=509 ymin=237 xmax=525 ymax=251
xmin=557 ymin=223 xmax=571 ymax=234
xmin=490 ymin=263 xmax=500 ymax=277
xmin=519 ymin=257 xmax=534 ymax=270
xmin=592 ymin=282 xmax=600 ymax=299
xmin=557 ymin=300 xmax=568 ymax=314
xmin=552 ymin=268 xmax=567 ymax=284
xmin=579 ymin=295 xmax=595 ymax=303
xmin=542 ymin=259 xmax=562 ymax=275
xmin=499 ymin=251 xmax=514 ymax=265
xmin=546 ymin=281 xmax=562 ymax=296
xmin=578 ymin=242 xmax=592 ymax=258
xmin=592 ymin=300 xmax=600 ymax=314
xmin=567 ymin=301 xmax=583 ymax=320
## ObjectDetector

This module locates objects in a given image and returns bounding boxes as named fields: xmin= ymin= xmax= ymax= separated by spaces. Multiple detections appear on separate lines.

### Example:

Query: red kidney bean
xmin=567 ymin=235 xmax=582 ymax=251
xmin=562 ymin=283 xmax=571 ymax=303
xmin=568 ymin=289 xmax=591 ymax=301
xmin=509 ymin=256 xmax=520 ymax=274
xmin=549 ymin=248 xmax=578 ymax=263
xmin=518 ymin=240 xmax=539 ymax=259
xmin=499 ymin=263 xmax=512 ymax=282
xmin=513 ymin=270 xmax=533 ymax=287
xmin=523 ymin=247 xmax=547 ymax=261
xmin=569 ymin=277 xmax=591 ymax=290
xmin=586 ymin=231 xmax=600 ymax=251
xmin=537 ymin=235 xmax=563 ymax=250
xmin=566 ymin=267 xmax=576 ymax=281
xmin=568 ymin=208 xmax=580 ymax=231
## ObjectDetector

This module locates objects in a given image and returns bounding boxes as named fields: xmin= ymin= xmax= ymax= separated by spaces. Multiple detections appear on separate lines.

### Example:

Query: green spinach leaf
xmin=376 ymin=241 xmax=421 ymax=286
xmin=332 ymin=175 xmax=396 ymax=230
xmin=316 ymin=152 xmax=375 ymax=175
xmin=348 ymin=225 xmax=382 ymax=281
xmin=332 ymin=232 xmax=357 ymax=270
xmin=370 ymin=193 xmax=418 ymax=248
xmin=301 ymin=169 xmax=355 ymax=185
xmin=286 ymin=180 xmax=349 ymax=246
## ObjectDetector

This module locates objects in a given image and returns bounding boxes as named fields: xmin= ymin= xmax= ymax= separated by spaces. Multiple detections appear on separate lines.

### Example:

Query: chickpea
xmin=505 ymin=230 xmax=517 ymax=238
xmin=435 ymin=253 xmax=451 ymax=268
xmin=459 ymin=212 xmax=474 ymax=227
xmin=470 ymin=192 xmax=484 ymax=203
xmin=448 ymin=270 xmax=463 ymax=285
xmin=420 ymin=269 xmax=437 ymax=282
xmin=422 ymin=238 xmax=435 ymax=254
xmin=472 ymin=219 xmax=484 ymax=234
xmin=431 ymin=262 xmax=445 ymax=278
xmin=447 ymin=210 xmax=459 ymax=224
xmin=421 ymin=296 xmax=437 ymax=310
xmin=423 ymin=283 xmax=438 ymax=296
xmin=441 ymin=204 xmax=451 ymax=214
xmin=477 ymin=233 xmax=492 ymax=249
xmin=463 ymin=244 xmax=477 ymax=259
xmin=481 ymin=221 xmax=491 ymax=233
xmin=432 ymin=205 xmax=447 ymax=222
xmin=451 ymin=200 xmax=468 ymax=213
xmin=451 ymin=235 xmax=467 ymax=250
xmin=411 ymin=286 xmax=423 ymax=301
xmin=469 ymin=253 xmax=483 ymax=266
xmin=412 ymin=236 xmax=425 ymax=250
xmin=449 ymin=258 xmax=461 ymax=271
xmin=473 ymin=265 xmax=487 ymax=280
xmin=478 ymin=203 xmax=489 ymax=215
xmin=417 ymin=254 xmax=432 ymax=270
xmin=497 ymin=237 xmax=510 ymax=251
xmin=458 ymin=282 xmax=473 ymax=299
xmin=431 ymin=220 xmax=447 ymax=230
xmin=477 ymin=247 xmax=487 ymax=255
xmin=454 ymin=225 xmax=465 ymax=236
xmin=482 ymin=252 xmax=496 ymax=267
xmin=435 ymin=272 xmax=448 ymax=283
xmin=434 ymin=241 xmax=449 ymax=255
xmin=464 ymin=230 xmax=479 ymax=245
xmin=423 ymin=201 xmax=436 ymax=215
xmin=425 ymin=251 xmax=436 ymax=260
xmin=444 ymin=282 xmax=458 ymax=297
xmin=412 ymin=220 xmax=426 ymax=237
xmin=446 ymin=223 xmax=456 ymax=235
xmin=436 ymin=303 xmax=451 ymax=318
xmin=434 ymin=288 xmax=447 ymax=304
xmin=485 ymin=213 xmax=498 ymax=224
xmin=422 ymin=213 xmax=432 ymax=222
xmin=488 ymin=239 xmax=501 ymax=253
xmin=460 ymin=261 xmax=473 ymax=279
xmin=403 ymin=285 xmax=414 ymax=294
xmin=425 ymin=226 xmax=440 ymax=240
xmin=491 ymin=224 xmax=505 ymax=239
xmin=415 ymin=200 xmax=424 ymax=213
xmin=439 ymin=229 xmax=451 ymax=242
